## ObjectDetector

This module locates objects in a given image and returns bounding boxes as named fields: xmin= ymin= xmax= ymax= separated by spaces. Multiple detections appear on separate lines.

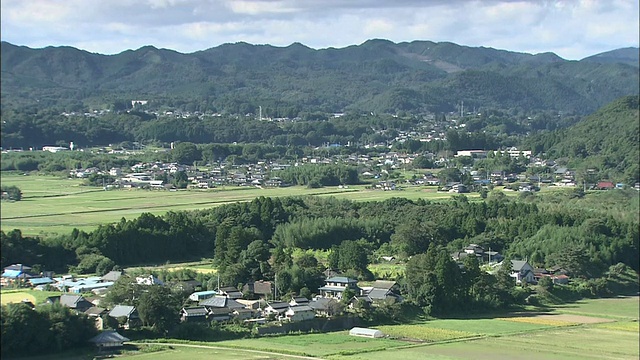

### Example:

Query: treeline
xmin=275 ymin=164 xmax=360 ymax=187
xmin=1 ymin=302 xmax=97 ymax=357
xmin=2 ymin=192 xmax=638 ymax=287
xmin=0 ymin=108 xmax=415 ymax=149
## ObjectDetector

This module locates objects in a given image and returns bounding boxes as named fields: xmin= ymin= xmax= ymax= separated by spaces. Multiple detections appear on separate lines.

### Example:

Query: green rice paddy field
xmin=0 ymin=174 xmax=474 ymax=235
xmin=119 ymin=297 xmax=638 ymax=360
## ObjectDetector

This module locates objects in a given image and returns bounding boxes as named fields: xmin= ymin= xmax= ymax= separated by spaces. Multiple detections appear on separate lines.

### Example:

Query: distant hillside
xmin=1 ymin=40 xmax=638 ymax=114
xmin=582 ymin=47 xmax=639 ymax=67
xmin=526 ymin=95 xmax=640 ymax=182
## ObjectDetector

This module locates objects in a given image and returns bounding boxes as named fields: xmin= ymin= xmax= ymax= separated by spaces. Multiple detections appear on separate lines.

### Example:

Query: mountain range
xmin=1 ymin=39 xmax=638 ymax=114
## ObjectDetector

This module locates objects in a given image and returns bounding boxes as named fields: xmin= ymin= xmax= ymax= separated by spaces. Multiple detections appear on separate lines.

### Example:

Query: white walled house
xmin=506 ymin=260 xmax=535 ymax=284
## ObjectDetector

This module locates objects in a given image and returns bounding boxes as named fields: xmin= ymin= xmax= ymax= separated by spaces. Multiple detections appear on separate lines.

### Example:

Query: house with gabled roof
xmin=59 ymin=294 xmax=94 ymax=313
xmin=108 ymin=305 xmax=140 ymax=329
xmin=504 ymin=260 xmax=535 ymax=284
xmin=89 ymin=330 xmax=130 ymax=350
xmin=101 ymin=270 xmax=124 ymax=282
xmin=217 ymin=286 xmax=243 ymax=299
xmin=199 ymin=295 xmax=245 ymax=310
xmin=318 ymin=276 xmax=360 ymax=299
xmin=284 ymin=305 xmax=315 ymax=322
xmin=263 ymin=301 xmax=290 ymax=317
xmin=1 ymin=264 xmax=35 ymax=287
xmin=289 ymin=296 xmax=310 ymax=306
xmin=242 ymin=280 xmax=273 ymax=299
xmin=180 ymin=306 xmax=208 ymax=322
xmin=207 ymin=307 xmax=232 ymax=322
xmin=308 ymin=297 xmax=340 ymax=317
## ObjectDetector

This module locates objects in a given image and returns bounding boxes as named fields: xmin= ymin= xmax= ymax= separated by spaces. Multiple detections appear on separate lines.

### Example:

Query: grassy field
xmin=328 ymin=297 xmax=640 ymax=360
xmin=122 ymin=345 xmax=314 ymax=360
xmin=552 ymin=296 xmax=639 ymax=320
xmin=0 ymin=291 xmax=37 ymax=305
xmin=0 ymin=289 xmax=64 ymax=305
xmin=368 ymin=263 xmax=406 ymax=280
xmin=1 ymin=174 xmax=474 ymax=235
xmin=215 ymin=332 xmax=405 ymax=357
xmin=331 ymin=327 xmax=639 ymax=360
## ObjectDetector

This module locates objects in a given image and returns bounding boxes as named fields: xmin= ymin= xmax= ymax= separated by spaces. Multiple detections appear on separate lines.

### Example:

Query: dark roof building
xmin=89 ymin=330 xmax=130 ymax=349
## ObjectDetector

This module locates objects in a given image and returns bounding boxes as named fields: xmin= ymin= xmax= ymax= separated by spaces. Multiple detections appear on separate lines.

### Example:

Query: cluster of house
xmin=451 ymin=244 xmax=570 ymax=285
xmin=3 ymin=262 xmax=404 ymax=330
xmin=179 ymin=277 xmax=403 ymax=324
xmin=0 ymin=265 xmax=164 ymax=294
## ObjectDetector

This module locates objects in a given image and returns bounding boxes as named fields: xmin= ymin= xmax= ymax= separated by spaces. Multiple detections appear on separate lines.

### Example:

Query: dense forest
xmin=2 ymin=40 xmax=638 ymax=114
xmin=525 ymin=95 xmax=640 ymax=183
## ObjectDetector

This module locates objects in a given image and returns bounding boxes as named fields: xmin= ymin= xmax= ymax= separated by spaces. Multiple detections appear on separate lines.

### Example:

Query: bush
xmin=1 ymin=186 xmax=22 ymax=201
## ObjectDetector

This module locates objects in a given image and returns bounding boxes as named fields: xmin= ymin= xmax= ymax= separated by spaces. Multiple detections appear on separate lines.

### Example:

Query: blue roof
xmin=29 ymin=277 xmax=54 ymax=285
xmin=70 ymin=282 xmax=113 ymax=291
xmin=2 ymin=270 xmax=22 ymax=278
xmin=191 ymin=290 xmax=218 ymax=296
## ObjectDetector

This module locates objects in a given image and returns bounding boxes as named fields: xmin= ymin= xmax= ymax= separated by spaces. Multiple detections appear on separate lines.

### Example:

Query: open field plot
xmin=1 ymin=174 xmax=470 ymax=235
xmin=368 ymin=263 xmax=405 ymax=279
xmin=380 ymin=317 xmax=558 ymax=337
xmin=126 ymin=260 xmax=218 ymax=274
xmin=122 ymin=345 xmax=309 ymax=360
xmin=0 ymin=177 xmax=354 ymax=235
xmin=215 ymin=332 xmax=406 ymax=357
xmin=332 ymin=326 xmax=640 ymax=360
xmin=1 ymin=289 xmax=63 ymax=305
xmin=0 ymin=291 xmax=37 ymax=305
xmin=15 ymin=344 xmax=311 ymax=360
xmin=552 ymin=296 xmax=639 ymax=320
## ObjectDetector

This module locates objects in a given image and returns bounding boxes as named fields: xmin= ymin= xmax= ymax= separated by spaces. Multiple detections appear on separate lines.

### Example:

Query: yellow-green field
xmin=0 ymin=291 xmax=37 ymax=305
xmin=0 ymin=289 xmax=63 ymax=305
xmin=0 ymin=174 xmax=476 ymax=235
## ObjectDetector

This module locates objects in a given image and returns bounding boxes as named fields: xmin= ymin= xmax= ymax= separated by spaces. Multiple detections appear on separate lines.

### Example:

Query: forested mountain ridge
xmin=526 ymin=95 xmax=640 ymax=183
xmin=581 ymin=47 xmax=639 ymax=67
xmin=1 ymin=40 xmax=638 ymax=114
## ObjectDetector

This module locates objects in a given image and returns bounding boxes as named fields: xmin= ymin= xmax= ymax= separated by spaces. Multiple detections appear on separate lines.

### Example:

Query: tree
xmin=137 ymin=285 xmax=179 ymax=334
xmin=328 ymin=240 xmax=370 ymax=277
xmin=172 ymin=142 xmax=200 ymax=164
xmin=1 ymin=186 xmax=22 ymax=201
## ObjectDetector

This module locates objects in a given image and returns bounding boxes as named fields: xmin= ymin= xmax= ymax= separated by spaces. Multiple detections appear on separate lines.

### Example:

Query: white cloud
xmin=1 ymin=0 xmax=638 ymax=59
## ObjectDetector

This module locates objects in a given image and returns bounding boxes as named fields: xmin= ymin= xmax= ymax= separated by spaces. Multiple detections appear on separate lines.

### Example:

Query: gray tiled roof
xmin=371 ymin=280 xmax=397 ymax=290
xmin=182 ymin=306 xmax=208 ymax=317
xmin=89 ymin=330 xmax=130 ymax=344
xmin=109 ymin=305 xmax=136 ymax=318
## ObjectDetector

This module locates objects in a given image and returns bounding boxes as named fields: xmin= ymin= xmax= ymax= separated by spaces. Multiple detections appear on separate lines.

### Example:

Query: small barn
xmin=89 ymin=330 xmax=130 ymax=349
xmin=349 ymin=327 xmax=384 ymax=338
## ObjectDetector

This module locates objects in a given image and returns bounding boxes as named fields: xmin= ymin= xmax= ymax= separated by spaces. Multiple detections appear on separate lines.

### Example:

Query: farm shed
xmin=349 ymin=327 xmax=384 ymax=338
xmin=89 ymin=330 xmax=130 ymax=349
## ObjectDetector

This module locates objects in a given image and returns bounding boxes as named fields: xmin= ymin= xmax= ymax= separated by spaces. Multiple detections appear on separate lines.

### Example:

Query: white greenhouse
xmin=349 ymin=327 xmax=384 ymax=338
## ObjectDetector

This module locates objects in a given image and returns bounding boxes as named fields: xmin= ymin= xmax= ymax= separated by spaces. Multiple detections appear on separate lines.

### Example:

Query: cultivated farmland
xmin=0 ymin=173 xmax=474 ymax=235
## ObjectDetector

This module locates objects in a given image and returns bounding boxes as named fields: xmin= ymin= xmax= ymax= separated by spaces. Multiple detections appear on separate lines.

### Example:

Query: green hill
xmin=1 ymin=40 xmax=638 ymax=114
xmin=527 ymin=95 xmax=640 ymax=182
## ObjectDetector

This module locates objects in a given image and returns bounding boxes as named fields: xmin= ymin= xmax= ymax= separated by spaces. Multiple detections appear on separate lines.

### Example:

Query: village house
xmin=284 ymin=305 xmax=315 ymax=322
xmin=180 ymin=306 xmax=209 ymax=322
xmin=318 ymin=276 xmax=360 ymax=299
xmin=108 ymin=305 xmax=140 ymax=329
xmin=504 ymin=260 xmax=535 ymax=284
xmin=242 ymin=280 xmax=273 ymax=299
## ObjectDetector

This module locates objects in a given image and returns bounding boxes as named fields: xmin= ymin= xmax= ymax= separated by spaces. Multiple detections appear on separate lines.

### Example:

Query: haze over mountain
xmin=1 ymin=40 xmax=638 ymax=114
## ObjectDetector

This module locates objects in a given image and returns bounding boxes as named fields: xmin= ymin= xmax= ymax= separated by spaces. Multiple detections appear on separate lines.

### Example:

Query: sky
xmin=1 ymin=0 xmax=638 ymax=60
